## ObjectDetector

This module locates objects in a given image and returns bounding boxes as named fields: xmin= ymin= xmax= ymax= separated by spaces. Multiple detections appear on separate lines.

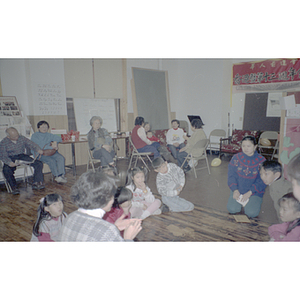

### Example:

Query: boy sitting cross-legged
xmin=152 ymin=157 xmax=194 ymax=212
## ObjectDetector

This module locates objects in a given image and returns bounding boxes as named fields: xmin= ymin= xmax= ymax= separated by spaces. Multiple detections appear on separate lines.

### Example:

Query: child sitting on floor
xmin=268 ymin=192 xmax=300 ymax=241
xmin=260 ymin=160 xmax=293 ymax=221
xmin=152 ymin=157 xmax=194 ymax=212
xmin=103 ymin=186 xmax=139 ymax=235
xmin=126 ymin=166 xmax=162 ymax=219
xmin=31 ymin=193 xmax=67 ymax=242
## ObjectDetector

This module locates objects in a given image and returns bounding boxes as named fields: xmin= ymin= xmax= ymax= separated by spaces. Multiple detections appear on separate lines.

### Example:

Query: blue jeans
xmin=227 ymin=190 xmax=263 ymax=218
xmin=93 ymin=147 xmax=115 ymax=166
xmin=39 ymin=152 xmax=66 ymax=177
xmin=177 ymin=150 xmax=189 ymax=169
xmin=137 ymin=142 xmax=161 ymax=158
xmin=167 ymin=143 xmax=185 ymax=159
xmin=3 ymin=154 xmax=44 ymax=189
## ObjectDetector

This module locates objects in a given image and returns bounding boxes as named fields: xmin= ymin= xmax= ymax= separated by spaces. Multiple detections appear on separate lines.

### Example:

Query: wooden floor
xmin=0 ymin=163 xmax=272 ymax=242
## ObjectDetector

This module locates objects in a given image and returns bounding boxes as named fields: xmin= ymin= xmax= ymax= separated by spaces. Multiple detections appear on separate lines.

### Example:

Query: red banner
xmin=233 ymin=58 xmax=300 ymax=85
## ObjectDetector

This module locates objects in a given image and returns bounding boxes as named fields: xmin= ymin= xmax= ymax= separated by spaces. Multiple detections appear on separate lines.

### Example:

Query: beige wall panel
xmin=64 ymin=59 xmax=94 ymax=98
xmin=94 ymin=59 xmax=123 ymax=98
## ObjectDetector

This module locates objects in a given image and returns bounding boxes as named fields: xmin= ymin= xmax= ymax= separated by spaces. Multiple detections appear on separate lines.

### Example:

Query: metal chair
xmin=258 ymin=131 xmax=279 ymax=159
xmin=0 ymin=160 xmax=33 ymax=193
xmin=87 ymin=148 xmax=101 ymax=172
xmin=128 ymin=135 xmax=153 ymax=171
xmin=180 ymin=138 xmax=211 ymax=178
xmin=208 ymin=129 xmax=226 ymax=154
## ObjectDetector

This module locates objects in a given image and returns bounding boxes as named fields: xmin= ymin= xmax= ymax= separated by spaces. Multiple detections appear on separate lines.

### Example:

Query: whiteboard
xmin=73 ymin=98 xmax=118 ymax=135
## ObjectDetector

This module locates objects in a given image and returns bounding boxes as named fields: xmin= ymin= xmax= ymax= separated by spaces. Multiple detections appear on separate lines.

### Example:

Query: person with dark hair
xmin=0 ymin=127 xmax=45 ymax=194
xmin=260 ymin=160 xmax=292 ymax=221
xmin=152 ymin=157 xmax=194 ymax=212
xmin=31 ymin=120 xmax=67 ymax=183
xmin=131 ymin=116 xmax=161 ymax=158
xmin=87 ymin=116 xmax=116 ymax=169
xmin=126 ymin=166 xmax=162 ymax=219
xmin=58 ymin=171 xmax=142 ymax=241
xmin=166 ymin=119 xmax=188 ymax=160
xmin=177 ymin=118 xmax=207 ymax=172
xmin=31 ymin=193 xmax=67 ymax=242
xmin=268 ymin=192 xmax=300 ymax=241
xmin=287 ymin=153 xmax=300 ymax=202
xmin=103 ymin=187 xmax=140 ymax=236
xmin=227 ymin=135 xmax=266 ymax=218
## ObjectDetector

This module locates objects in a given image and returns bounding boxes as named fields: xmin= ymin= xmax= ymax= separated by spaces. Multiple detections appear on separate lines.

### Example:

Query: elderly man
xmin=0 ymin=127 xmax=45 ymax=195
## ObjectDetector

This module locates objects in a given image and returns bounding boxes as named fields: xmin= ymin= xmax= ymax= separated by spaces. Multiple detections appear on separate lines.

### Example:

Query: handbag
xmin=42 ymin=142 xmax=57 ymax=156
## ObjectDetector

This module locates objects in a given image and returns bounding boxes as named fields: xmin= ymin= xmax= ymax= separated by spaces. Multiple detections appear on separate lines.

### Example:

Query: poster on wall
xmin=266 ymin=93 xmax=282 ymax=117
xmin=33 ymin=83 xmax=67 ymax=115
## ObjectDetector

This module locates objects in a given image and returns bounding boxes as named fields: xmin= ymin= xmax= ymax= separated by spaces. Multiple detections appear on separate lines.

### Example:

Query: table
xmin=61 ymin=139 xmax=88 ymax=176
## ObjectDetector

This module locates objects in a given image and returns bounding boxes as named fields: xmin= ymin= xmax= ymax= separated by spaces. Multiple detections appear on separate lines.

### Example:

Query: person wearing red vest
xmin=131 ymin=116 xmax=161 ymax=158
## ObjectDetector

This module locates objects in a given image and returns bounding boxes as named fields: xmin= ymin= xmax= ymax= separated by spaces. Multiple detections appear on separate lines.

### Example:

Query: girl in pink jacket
xmin=268 ymin=192 xmax=300 ymax=242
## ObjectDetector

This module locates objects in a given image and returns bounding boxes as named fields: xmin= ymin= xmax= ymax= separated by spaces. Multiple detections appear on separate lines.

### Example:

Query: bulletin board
xmin=73 ymin=98 xmax=120 ymax=135
xmin=243 ymin=93 xmax=280 ymax=131
xmin=132 ymin=67 xmax=171 ymax=130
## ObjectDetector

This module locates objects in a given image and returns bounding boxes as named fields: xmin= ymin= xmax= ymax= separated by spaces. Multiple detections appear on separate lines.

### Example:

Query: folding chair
xmin=87 ymin=148 xmax=101 ymax=172
xmin=0 ymin=160 xmax=33 ymax=193
xmin=128 ymin=135 xmax=153 ymax=171
xmin=180 ymin=138 xmax=211 ymax=178
xmin=258 ymin=131 xmax=279 ymax=159
xmin=208 ymin=129 xmax=226 ymax=155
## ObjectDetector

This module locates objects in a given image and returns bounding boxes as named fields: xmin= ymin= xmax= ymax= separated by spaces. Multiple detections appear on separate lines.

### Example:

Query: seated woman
xmin=87 ymin=116 xmax=116 ymax=169
xmin=31 ymin=120 xmax=67 ymax=183
xmin=177 ymin=118 xmax=207 ymax=172
xmin=131 ymin=116 xmax=161 ymax=158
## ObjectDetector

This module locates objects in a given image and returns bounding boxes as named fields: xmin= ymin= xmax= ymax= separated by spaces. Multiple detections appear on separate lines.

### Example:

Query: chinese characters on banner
xmin=233 ymin=59 xmax=300 ymax=86
xmin=35 ymin=83 xmax=67 ymax=115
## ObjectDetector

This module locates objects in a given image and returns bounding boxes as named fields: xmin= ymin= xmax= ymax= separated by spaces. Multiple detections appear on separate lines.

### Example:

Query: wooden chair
xmin=128 ymin=135 xmax=153 ymax=171
xmin=208 ymin=129 xmax=226 ymax=154
xmin=180 ymin=138 xmax=211 ymax=178
xmin=87 ymin=148 xmax=101 ymax=172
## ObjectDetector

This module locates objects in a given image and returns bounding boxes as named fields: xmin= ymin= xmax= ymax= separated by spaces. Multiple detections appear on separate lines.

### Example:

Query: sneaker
xmin=55 ymin=176 xmax=67 ymax=183
xmin=12 ymin=188 xmax=20 ymax=195
xmin=32 ymin=182 xmax=45 ymax=190
xmin=183 ymin=165 xmax=191 ymax=173
xmin=152 ymin=209 xmax=162 ymax=215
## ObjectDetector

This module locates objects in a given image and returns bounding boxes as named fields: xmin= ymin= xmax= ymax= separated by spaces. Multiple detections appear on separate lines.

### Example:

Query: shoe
xmin=161 ymin=204 xmax=170 ymax=213
xmin=55 ymin=176 xmax=67 ymax=183
xmin=153 ymin=209 xmax=161 ymax=215
xmin=183 ymin=165 xmax=191 ymax=173
xmin=12 ymin=188 xmax=20 ymax=195
xmin=32 ymin=182 xmax=45 ymax=190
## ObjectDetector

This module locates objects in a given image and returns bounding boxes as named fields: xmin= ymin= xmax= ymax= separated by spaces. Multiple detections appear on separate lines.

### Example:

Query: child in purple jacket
xmin=268 ymin=193 xmax=300 ymax=241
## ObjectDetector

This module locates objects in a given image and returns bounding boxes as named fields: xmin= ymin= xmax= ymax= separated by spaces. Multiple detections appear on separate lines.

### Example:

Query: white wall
xmin=126 ymin=58 xmax=233 ymax=137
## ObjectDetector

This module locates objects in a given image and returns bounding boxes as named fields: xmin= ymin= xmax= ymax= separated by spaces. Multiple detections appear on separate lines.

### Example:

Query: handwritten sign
xmin=34 ymin=83 xmax=67 ymax=115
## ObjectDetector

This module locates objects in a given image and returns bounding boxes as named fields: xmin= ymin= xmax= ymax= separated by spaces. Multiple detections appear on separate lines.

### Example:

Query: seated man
xmin=0 ymin=127 xmax=45 ymax=195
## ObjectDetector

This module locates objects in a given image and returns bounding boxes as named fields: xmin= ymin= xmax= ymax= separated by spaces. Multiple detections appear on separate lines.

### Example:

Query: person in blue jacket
xmin=31 ymin=120 xmax=67 ymax=183
xmin=227 ymin=135 xmax=266 ymax=218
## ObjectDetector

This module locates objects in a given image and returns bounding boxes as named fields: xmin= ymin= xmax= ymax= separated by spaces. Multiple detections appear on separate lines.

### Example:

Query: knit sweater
xmin=126 ymin=183 xmax=155 ymax=208
xmin=228 ymin=151 xmax=266 ymax=197
xmin=156 ymin=163 xmax=185 ymax=197
xmin=58 ymin=210 xmax=125 ymax=242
